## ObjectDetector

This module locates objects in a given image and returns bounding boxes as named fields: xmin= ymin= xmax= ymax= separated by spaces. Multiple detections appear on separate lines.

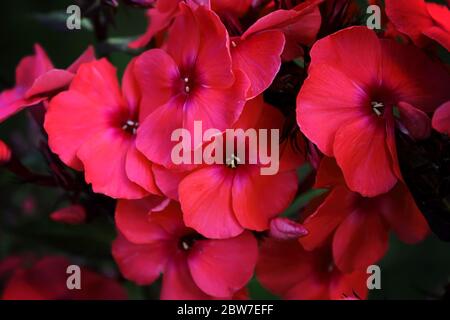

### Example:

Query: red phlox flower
xmin=230 ymin=0 xmax=322 ymax=98
xmin=256 ymin=238 xmax=368 ymax=300
xmin=135 ymin=3 xmax=250 ymax=168
xmin=299 ymin=157 xmax=429 ymax=272
xmin=178 ymin=96 xmax=303 ymax=239
xmin=112 ymin=199 xmax=258 ymax=299
xmin=1 ymin=256 xmax=126 ymax=300
xmin=297 ymin=27 xmax=450 ymax=197
xmin=0 ymin=44 xmax=95 ymax=122
xmin=45 ymin=58 xmax=160 ymax=199
xmin=129 ymin=0 xmax=251 ymax=49
xmin=385 ymin=0 xmax=450 ymax=51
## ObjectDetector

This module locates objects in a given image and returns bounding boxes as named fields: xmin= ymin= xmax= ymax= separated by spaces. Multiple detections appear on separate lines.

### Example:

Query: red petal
xmin=134 ymin=48 xmax=180 ymax=116
xmin=121 ymin=58 xmax=140 ymax=118
xmin=194 ymin=5 xmax=234 ymax=88
xmin=379 ymin=183 xmax=429 ymax=244
xmin=66 ymin=46 xmax=96 ymax=74
xmin=77 ymin=129 xmax=147 ymax=199
xmin=135 ymin=98 xmax=184 ymax=168
xmin=232 ymin=166 xmax=298 ymax=231
xmin=329 ymin=269 xmax=368 ymax=300
xmin=256 ymin=239 xmax=318 ymax=296
xmin=297 ymin=64 xmax=369 ymax=156
xmin=300 ymin=186 xmax=352 ymax=250
xmin=16 ymin=44 xmax=53 ymax=89
xmin=112 ymin=234 xmax=170 ymax=285
xmin=183 ymin=69 xmax=249 ymax=136
xmin=397 ymin=101 xmax=431 ymax=140
xmin=115 ymin=197 xmax=170 ymax=244
xmin=0 ymin=139 xmax=12 ymax=164
xmin=179 ymin=165 xmax=244 ymax=239
xmin=166 ymin=3 xmax=200 ymax=69
xmin=69 ymin=58 xmax=125 ymax=107
xmin=432 ymin=101 xmax=450 ymax=135
xmin=332 ymin=201 xmax=390 ymax=272
xmin=129 ymin=8 xmax=175 ymax=49
xmin=385 ymin=0 xmax=436 ymax=48
xmin=25 ymin=69 xmax=74 ymax=99
xmin=44 ymin=91 xmax=107 ymax=170
xmin=244 ymin=3 xmax=321 ymax=57
xmin=153 ymin=165 xmax=188 ymax=200
xmin=232 ymin=31 xmax=284 ymax=98
xmin=188 ymin=231 xmax=258 ymax=297
xmin=50 ymin=205 xmax=86 ymax=224
xmin=211 ymin=0 xmax=250 ymax=17
xmin=126 ymin=144 xmax=161 ymax=195
xmin=314 ymin=156 xmax=345 ymax=189
xmin=380 ymin=40 xmax=450 ymax=112
xmin=334 ymin=116 xmax=397 ymax=197
xmin=309 ymin=26 xmax=382 ymax=87
xmin=161 ymin=253 xmax=212 ymax=300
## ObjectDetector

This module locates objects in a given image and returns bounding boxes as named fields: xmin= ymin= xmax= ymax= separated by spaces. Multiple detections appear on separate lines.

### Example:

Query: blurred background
xmin=1 ymin=0 xmax=450 ymax=300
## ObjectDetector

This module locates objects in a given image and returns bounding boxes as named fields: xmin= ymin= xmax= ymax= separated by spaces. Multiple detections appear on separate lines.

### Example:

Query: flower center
xmin=183 ymin=77 xmax=191 ymax=94
xmin=122 ymin=119 xmax=139 ymax=135
xmin=226 ymin=154 xmax=241 ymax=169
xmin=371 ymin=101 xmax=384 ymax=117
xmin=178 ymin=233 xmax=204 ymax=251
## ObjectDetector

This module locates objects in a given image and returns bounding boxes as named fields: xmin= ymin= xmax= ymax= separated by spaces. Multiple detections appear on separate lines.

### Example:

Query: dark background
xmin=1 ymin=0 xmax=450 ymax=300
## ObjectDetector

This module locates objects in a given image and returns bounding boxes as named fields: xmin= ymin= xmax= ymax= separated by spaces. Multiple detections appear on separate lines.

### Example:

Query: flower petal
xmin=77 ymin=129 xmax=147 ymax=199
xmin=232 ymin=166 xmax=298 ymax=231
xmin=333 ymin=116 xmax=397 ymax=197
xmin=297 ymin=64 xmax=369 ymax=156
xmin=379 ymin=184 xmax=429 ymax=244
xmin=232 ymin=31 xmax=285 ymax=99
xmin=135 ymin=97 xmax=185 ymax=168
xmin=432 ymin=101 xmax=450 ymax=135
xmin=179 ymin=165 xmax=243 ymax=239
xmin=300 ymin=186 xmax=352 ymax=251
xmin=135 ymin=49 xmax=180 ymax=116
xmin=161 ymin=252 xmax=212 ymax=300
xmin=115 ymin=197 xmax=170 ymax=244
xmin=188 ymin=231 xmax=258 ymax=297
xmin=44 ymin=91 xmax=107 ymax=170
xmin=126 ymin=144 xmax=161 ymax=195
xmin=397 ymin=101 xmax=431 ymax=140
xmin=112 ymin=234 xmax=169 ymax=285
xmin=332 ymin=202 xmax=390 ymax=272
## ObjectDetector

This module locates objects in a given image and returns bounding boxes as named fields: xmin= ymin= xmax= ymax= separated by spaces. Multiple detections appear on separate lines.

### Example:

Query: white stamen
xmin=185 ymin=86 xmax=190 ymax=93
xmin=184 ymin=77 xmax=189 ymax=83
xmin=182 ymin=241 xmax=189 ymax=250
xmin=122 ymin=120 xmax=139 ymax=134
xmin=231 ymin=40 xmax=237 ymax=48
xmin=226 ymin=154 xmax=241 ymax=168
xmin=371 ymin=101 xmax=384 ymax=116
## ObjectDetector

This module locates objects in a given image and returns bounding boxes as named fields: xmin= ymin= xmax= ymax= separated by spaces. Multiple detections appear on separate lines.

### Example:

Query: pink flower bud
xmin=269 ymin=217 xmax=308 ymax=240
xmin=50 ymin=205 xmax=86 ymax=224
xmin=0 ymin=140 xmax=11 ymax=164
